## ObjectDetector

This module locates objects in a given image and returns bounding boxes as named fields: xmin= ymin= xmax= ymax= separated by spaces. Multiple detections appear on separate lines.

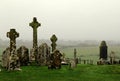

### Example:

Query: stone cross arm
xmin=50 ymin=34 xmax=57 ymax=42
xmin=29 ymin=17 xmax=41 ymax=28
xmin=7 ymin=29 xmax=19 ymax=39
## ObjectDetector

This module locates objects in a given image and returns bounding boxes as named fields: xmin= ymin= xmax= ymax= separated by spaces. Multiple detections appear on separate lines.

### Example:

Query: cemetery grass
xmin=0 ymin=46 xmax=120 ymax=81
xmin=0 ymin=64 xmax=120 ymax=81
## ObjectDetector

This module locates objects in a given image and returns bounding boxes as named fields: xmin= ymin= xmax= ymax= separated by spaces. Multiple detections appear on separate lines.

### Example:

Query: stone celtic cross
xmin=50 ymin=34 xmax=57 ymax=52
xmin=29 ymin=17 xmax=41 ymax=48
xmin=7 ymin=29 xmax=19 ymax=52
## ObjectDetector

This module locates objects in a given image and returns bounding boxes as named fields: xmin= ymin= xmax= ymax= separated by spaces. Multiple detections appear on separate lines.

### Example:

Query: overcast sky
xmin=0 ymin=0 xmax=120 ymax=41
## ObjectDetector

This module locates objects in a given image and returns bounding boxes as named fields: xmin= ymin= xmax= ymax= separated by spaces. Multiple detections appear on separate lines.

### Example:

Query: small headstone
xmin=109 ymin=51 xmax=115 ymax=64
xmin=48 ymin=50 xmax=62 ymax=69
xmin=17 ymin=46 xmax=29 ymax=66
xmin=69 ymin=59 xmax=76 ymax=69
xmin=37 ymin=43 xmax=50 ymax=65
xmin=2 ymin=47 xmax=10 ymax=68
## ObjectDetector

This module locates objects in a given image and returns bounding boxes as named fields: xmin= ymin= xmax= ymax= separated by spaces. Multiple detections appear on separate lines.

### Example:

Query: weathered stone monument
xmin=48 ymin=50 xmax=62 ymax=69
xmin=50 ymin=34 xmax=57 ymax=52
xmin=2 ymin=29 xmax=20 ymax=71
xmin=37 ymin=43 xmax=50 ymax=65
xmin=99 ymin=41 xmax=108 ymax=60
xmin=48 ymin=35 xmax=62 ymax=69
xmin=74 ymin=48 xmax=78 ymax=66
xmin=2 ymin=47 xmax=10 ymax=68
xmin=109 ymin=51 xmax=115 ymax=64
xmin=69 ymin=59 xmax=76 ymax=69
xmin=7 ymin=29 xmax=19 ymax=52
xmin=29 ymin=17 xmax=41 ymax=62
xmin=17 ymin=46 xmax=29 ymax=66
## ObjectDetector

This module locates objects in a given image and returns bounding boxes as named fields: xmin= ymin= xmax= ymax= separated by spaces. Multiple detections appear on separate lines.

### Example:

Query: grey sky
xmin=0 ymin=0 xmax=120 ymax=41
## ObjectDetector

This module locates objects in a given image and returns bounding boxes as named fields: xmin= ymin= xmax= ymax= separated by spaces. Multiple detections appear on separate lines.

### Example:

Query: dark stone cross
xmin=7 ymin=29 xmax=19 ymax=53
xmin=50 ymin=34 xmax=57 ymax=52
xmin=29 ymin=17 xmax=41 ymax=48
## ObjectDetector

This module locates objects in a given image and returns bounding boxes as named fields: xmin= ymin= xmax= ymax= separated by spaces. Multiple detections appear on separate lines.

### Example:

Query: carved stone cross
xmin=29 ymin=17 xmax=41 ymax=48
xmin=50 ymin=34 xmax=57 ymax=52
xmin=7 ymin=29 xmax=19 ymax=52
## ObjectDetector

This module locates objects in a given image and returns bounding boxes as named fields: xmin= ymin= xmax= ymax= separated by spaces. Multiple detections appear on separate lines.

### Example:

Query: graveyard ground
xmin=0 ymin=46 xmax=120 ymax=81
xmin=0 ymin=64 xmax=120 ymax=81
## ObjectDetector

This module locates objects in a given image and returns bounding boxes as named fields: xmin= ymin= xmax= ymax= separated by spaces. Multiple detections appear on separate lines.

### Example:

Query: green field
xmin=0 ymin=65 xmax=120 ymax=81
xmin=60 ymin=46 xmax=120 ymax=64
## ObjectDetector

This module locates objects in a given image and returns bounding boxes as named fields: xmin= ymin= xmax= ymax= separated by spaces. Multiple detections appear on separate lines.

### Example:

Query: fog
xmin=0 ymin=0 xmax=120 ymax=41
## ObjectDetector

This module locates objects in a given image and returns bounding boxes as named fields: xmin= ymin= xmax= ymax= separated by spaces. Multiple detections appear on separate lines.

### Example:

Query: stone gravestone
xmin=17 ymin=46 xmax=29 ymax=66
xmin=37 ymin=43 xmax=50 ymax=65
xmin=50 ymin=34 xmax=57 ymax=52
xmin=2 ymin=47 xmax=10 ymax=68
xmin=29 ymin=17 xmax=41 ymax=62
xmin=109 ymin=51 xmax=115 ymax=64
xmin=2 ymin=29 xmax=21 ymax=71
xmin=48 ymin=35 xmax=63 ymax=69
xmin=48 ymin=50 xmax=62 ymax=69
xmin=69 ymin=59 xmax=76 ymax=69
xmin=99 ymin=41 xmax=108 ymax=60
xmin=74 ymin=48 xmax=78 ymax=67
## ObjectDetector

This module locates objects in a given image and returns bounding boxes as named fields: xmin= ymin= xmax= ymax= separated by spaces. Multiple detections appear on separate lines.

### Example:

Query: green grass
xmin=0 ymin=65 xmax=120 ymax=81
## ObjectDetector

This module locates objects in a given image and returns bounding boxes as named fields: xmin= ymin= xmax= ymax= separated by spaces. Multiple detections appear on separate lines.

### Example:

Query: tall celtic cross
xmin=50 ymin=34 xmax=57 ymax=52
xmin=7 ymin=29 xmax=19 ymax=52
xmin=29 ymin=17 xmax=41 ymax=48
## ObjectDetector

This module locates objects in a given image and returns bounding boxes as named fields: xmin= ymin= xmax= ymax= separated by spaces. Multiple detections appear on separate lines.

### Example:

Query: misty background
xmin=0 ymin=0 xmax=120 ymax=41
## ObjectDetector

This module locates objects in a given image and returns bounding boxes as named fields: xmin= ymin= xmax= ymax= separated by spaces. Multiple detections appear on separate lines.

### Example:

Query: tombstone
xmin=74 ymin=48 xmax=78 ymax=65
xmin=69 ymin=59 xmax=76 ymax=69
xmin=87 ymin=60 xmax=89 ymax=64
xmin=109 ymin=51 xmax=116 ymax=64
xmin=50 ymin=34 xmax=57 ymax=52
xmin=37 ymin=43 xmax=50 ymax=65
xmin=30 ymin=48 xmax=36 ymax=62
xmin=8 ymin=51 xmax=20 ymax=71
xmin=90 ymin=60 xmax=93 ymax=65
xmin=48 ymin=50 xmax=62 ymax=69
xmin=83 ymin=60 xmax=86 ymax=64
xmin=79 ymin=58 xmax=81 ymax=64
xmin=2 ymin=29 xmax=21 ymax=71
xmin=17 ymin=46 xmax=29 ymax=66
xmin=29 ymin=17 xmax=41 ymax=62
xmin=99 ymin=41 xmax=108 ymax=60
xmin=2 ymin=47 xmax=10 ymax=68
